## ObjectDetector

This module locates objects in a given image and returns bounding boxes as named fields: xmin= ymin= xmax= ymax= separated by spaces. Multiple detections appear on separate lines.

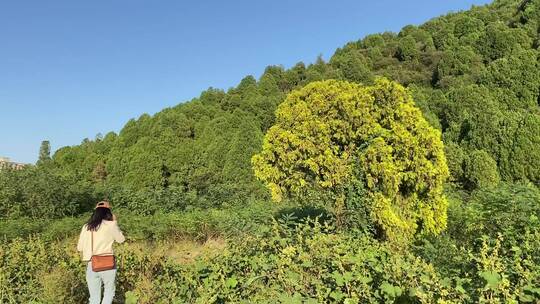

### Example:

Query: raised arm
xmin=112 ymin=220 xmax=126 ymax=244
xmin=76 ymin=225 xmax=86 ymax=252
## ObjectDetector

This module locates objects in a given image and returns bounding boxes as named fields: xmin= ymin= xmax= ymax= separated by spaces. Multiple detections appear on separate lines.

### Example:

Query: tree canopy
xmin=252 ymin=78 xmax=449 ymax=241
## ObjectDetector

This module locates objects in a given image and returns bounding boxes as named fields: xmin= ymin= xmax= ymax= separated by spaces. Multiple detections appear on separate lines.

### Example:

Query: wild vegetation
xmin=1 ymin=0 xmax=540 ymax=302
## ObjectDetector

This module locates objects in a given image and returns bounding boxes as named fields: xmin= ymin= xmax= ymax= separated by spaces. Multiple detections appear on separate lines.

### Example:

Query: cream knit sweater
xmin=77 ymin=220 xmax=125 ymax=261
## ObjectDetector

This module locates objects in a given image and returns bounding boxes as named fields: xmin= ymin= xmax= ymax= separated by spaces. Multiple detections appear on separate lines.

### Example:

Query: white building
xmin=0 ymin=157 xmax=26 ymax=170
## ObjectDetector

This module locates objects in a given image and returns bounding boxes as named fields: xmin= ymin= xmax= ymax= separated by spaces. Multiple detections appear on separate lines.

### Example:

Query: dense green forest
xmin=1 ymin=0 xmax=540 ymax=302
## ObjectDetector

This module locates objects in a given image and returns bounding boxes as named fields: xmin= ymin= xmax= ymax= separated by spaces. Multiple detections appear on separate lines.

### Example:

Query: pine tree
xmin=38 ymin=140 xmax=51 ymax=165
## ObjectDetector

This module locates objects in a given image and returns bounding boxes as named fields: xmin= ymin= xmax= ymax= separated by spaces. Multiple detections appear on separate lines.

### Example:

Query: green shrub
xmin=448 ymin=182 xmax=540 ymax=244
xmin=0 ymin=199 xmax=273 ymax=242
xmin=40 ymin=264 xmax=86 ymax=304
xmin=463 ymin=149 xmax=500 ymax=190
xmin=2 ymin=214 xmax=540 ymax=303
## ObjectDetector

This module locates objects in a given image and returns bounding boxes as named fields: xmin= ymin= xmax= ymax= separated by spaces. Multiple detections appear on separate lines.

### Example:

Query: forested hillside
xmin=1 ymin=0 xmax=540 ymax=302
xmin=2 ymin=0 xmax=538 ymax=217
xmin=57 ymin=0 xmax=540 ymax=208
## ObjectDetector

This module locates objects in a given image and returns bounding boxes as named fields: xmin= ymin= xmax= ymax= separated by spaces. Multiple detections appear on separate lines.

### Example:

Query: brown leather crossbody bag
xmin=91 ymin=230 xmax=116 ymax=272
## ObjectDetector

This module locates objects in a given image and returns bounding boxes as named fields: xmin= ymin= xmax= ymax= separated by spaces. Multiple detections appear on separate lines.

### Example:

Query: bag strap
xmin=91 ymin=229 xmax=94 ymax=256
xmin=90 ymin=224 xmax=114 ymax=256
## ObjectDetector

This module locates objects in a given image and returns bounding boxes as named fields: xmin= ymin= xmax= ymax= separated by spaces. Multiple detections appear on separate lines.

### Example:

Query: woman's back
xmin=77 ymin=220 xmax=125 ymax=261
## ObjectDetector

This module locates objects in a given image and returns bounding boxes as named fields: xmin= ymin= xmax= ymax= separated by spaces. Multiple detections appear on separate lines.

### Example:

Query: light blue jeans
xmin=86 ymin=261 xmax=117 ymax=304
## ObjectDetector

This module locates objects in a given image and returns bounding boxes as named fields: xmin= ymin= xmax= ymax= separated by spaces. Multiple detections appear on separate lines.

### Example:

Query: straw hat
xmin=95 ymin=201 xmax=111 ymax=209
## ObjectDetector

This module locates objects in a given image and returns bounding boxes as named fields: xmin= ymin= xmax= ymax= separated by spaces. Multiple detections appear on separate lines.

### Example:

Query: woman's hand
xmin=112 ymin=214 xmax=117 ymax=221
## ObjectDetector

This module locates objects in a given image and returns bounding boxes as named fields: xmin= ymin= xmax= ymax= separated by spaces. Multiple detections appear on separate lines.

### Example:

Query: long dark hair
xmin=86 ymin=207 xmax=113 ymax=231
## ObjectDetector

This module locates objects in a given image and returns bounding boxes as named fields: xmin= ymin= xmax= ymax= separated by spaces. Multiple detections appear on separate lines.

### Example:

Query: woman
xmin=77 ymin=201 xmax=125 ymax=304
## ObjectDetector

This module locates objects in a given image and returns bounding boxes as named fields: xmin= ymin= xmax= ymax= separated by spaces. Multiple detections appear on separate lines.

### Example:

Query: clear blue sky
xmin=0 ymin=0 xmax=491 ymax=164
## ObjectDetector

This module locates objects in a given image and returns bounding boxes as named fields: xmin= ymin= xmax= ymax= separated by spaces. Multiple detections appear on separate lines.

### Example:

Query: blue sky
xmin=0 ymin=0 xmax=492 ymax=164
